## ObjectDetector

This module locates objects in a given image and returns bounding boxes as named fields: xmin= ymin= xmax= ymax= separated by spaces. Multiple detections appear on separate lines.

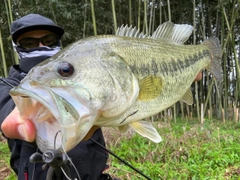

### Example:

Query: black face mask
xmin=16 ymin=46 xmax=61 ymax=73
xmin=19 ymin=55 xmax=50 ymax=73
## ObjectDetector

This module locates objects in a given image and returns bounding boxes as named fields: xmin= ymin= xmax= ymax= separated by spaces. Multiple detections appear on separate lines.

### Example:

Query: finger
xmin=1 ymin=107 xmax=36 ymax=142
xmin=195 ymin=71 xmax=203 ymax=81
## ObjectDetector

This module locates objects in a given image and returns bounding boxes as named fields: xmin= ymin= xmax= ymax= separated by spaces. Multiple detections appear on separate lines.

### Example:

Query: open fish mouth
xmin=10 ymin=81 xmax=81 ymax=152
xmin=23 ymin=98 xmax=63 ymax=151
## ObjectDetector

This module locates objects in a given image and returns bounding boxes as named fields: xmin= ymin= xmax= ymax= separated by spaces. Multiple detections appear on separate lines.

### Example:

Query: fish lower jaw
xmin=34 ymin=115 xmax=63 ymax=152
xmin=35 ymin=124 xmax=63 ymax=152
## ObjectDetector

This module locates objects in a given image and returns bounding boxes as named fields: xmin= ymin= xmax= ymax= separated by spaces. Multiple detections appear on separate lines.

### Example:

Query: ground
xmin=0 ymin=166 xmax=12 ymax=180
xmin=0 ymin=126 xmax=240 ymax=179
xmin=0 ymin=133 xmax=13 ymax=180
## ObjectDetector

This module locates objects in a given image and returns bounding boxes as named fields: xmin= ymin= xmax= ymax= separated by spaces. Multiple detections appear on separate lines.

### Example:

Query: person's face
xmin=16 ymin=30 xmax=59 ymax=49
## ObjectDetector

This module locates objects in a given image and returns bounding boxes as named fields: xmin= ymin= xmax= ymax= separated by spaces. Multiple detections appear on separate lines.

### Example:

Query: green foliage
xmin=0 ymin=140 xmax=16 ymax=180
xmin=0 ymin=119 xmax=240 ymax=179
xmin=0 ymin=141 xmax=10 ymax=162
xmin=105 ymin=119 xmax=240 ymax=179
xmin=1 ymin=0 xmax=240 ymax=115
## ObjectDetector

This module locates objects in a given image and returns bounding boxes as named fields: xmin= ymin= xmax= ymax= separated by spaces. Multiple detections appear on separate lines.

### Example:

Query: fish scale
xmin=108 ymin=38 xmax=209 ymax=77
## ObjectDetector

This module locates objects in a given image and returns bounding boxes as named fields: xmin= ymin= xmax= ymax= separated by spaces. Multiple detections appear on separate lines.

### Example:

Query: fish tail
xmin=203 ymin=37 xmax=223 ymax=83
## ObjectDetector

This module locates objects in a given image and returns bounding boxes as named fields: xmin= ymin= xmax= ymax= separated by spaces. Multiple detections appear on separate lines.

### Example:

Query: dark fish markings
xmin=120 ymin=110 xmax=138 ymax=124
xmin=129 ymin=50 xmax=209 ymax=77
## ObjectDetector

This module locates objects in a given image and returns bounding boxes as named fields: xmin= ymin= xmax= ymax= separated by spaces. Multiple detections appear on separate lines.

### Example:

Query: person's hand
xmin=1 ymin=107 xmax=98 ymax=142
xmin=194 ymin=71 xmax=202 ymax=81
xmin=1 ymin=107 xmax=36 ymax=142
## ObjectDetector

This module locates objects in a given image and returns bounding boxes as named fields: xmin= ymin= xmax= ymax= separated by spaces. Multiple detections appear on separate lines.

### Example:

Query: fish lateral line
xmin=120 ymin=110 xmax=138 ymax=124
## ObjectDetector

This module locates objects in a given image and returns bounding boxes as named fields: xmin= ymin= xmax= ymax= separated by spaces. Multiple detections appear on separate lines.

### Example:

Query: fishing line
xmin=54 ymin=130 xmax=62 ymax=150
xmin=60 ymin=167 xmax=77 ymax=180
xmin=56 ymin=130 xmax=81 ymax=180
xmin=90 ymin=138 xmax=152 ymax=180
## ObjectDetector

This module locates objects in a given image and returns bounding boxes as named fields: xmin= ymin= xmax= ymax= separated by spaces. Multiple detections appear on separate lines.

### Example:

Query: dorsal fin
xmin=151 ymin=21 xmax=193 ymax=44
xmin=116 ymin=22 xmax=193 ymax=44
xmin=115 ymin=24 xmax=149 ymax=38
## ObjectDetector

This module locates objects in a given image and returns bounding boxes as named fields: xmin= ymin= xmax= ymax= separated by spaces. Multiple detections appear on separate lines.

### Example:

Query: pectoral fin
xmin=180 ymin=88 xmax=193 ymax=105
xmin=138 ymin=76 xmax=162 ymax=101
xmin=129 ymin=121 xmax=162 ymax=143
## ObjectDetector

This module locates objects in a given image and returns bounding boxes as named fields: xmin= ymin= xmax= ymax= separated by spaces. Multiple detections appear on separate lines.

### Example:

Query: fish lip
xmin=10 ymin=80 xmax=80 ymax=152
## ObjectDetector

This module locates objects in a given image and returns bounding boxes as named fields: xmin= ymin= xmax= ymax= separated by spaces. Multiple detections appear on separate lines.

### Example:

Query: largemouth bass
xmin=10 ymin=22 xmax=222 ymax=152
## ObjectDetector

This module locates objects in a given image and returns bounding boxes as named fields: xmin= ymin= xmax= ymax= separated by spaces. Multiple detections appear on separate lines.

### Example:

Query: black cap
xmin=11 ymin=14 xmax=64 ymax=43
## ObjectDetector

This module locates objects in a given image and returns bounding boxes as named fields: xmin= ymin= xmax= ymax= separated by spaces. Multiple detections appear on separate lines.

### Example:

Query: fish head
xmin=10 ymin=38 xmax=139 ymax=152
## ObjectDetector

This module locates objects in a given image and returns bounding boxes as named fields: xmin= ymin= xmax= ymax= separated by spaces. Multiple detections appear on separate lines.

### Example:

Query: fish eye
xmin=57 ymin=62 xmax=74 ymax=77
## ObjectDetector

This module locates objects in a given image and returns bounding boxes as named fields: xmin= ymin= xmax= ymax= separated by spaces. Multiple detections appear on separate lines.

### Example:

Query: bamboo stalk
xmin=222 ymin=48 xmax=228 ymax=119
xmin=233 ymin=104 xmax=236 ymax=123
xmin=221 ymin=1 xmax=240 ymax=120
xmin=192 ymin=0 xmax=200 ymax=121
xmin=167 ymin=0 xmax=171 ymax=21
xmin=143 ymin=0 xmax=148 ymax=35
xmin=222 ymin=109 xmax=225 ymax=124
xmin=151 ymin=0 xmax=156 ymax=33
xmin=203 ymin=78 xmax=214 ymax=115
xmin=0 ymin=29 xmax=7 ymax=77
xmin=186 ymin=105 xmax=190 ymax=118
xmin=159 ymin=0 xmax=162 ymax=25
xmin=129 ymin=0 xmax=132 ymax=25
xmin=236 ymin=108 xmax=239 ymax=124
xmin=167 ymin=108 xmax=172 ymax=122
xmin=201 ymin=103 xmax=204 ymax=124
xmin=6 ymin=0 xmax=19 ymax=64
xmin=208 ymin=109 xmax=211 ymax=120
xmin=215 ymin=79 xmax=223 ymax=120
xmin=148 ymin=0 xmax=154 ymax=34
xmin=180 ymin=101 xmax=184 ymax=119
xmin=219 ymin=5 xmax=225 ymax=120
xmin=223 ymin=4 xmax=230 ymax=121
xmin=90 ymin=0 xmax=97 ymax=35
xmin=230 ymin=30 xmax=240 ymax=109
xmin=7 ymin=0 xmax=13 ymax=23
xmin=5 ymin=0 xmax=11 ymax=32
xmin=111 ymin=0 xmax=117 ymax=33
xmin=82 ymin=0 xmax=88 ymax=38
xmin=137 ymin=0 xmax=141 ymax=29
xmin=173 ymin=104 xmax=176 ymax=123
xmin=164 ymin=109 xmax=167 ymax=123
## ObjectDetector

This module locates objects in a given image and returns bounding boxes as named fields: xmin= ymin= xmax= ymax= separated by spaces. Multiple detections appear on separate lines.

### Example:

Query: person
xmin=0 ymin=14 xmax=113 ymax=180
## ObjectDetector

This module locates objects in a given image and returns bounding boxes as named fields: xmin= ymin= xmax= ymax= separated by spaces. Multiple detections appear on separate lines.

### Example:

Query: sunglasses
xmin=17 ymin=34 xmax=59 ymax=49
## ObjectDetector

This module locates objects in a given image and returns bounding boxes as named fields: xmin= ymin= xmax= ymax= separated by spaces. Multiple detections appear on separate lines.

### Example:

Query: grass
xmin=0 ymin=118 xmax=240 ymax=180
xmin=0 ymin=136 xmax=16 ymax=180
xmin=104 ymin=118 xmax=240 ymax=180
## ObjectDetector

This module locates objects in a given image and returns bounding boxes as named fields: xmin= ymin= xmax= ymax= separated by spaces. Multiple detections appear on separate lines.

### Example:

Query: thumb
xmin=1 ymin=107 xmax=36 ymax=142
